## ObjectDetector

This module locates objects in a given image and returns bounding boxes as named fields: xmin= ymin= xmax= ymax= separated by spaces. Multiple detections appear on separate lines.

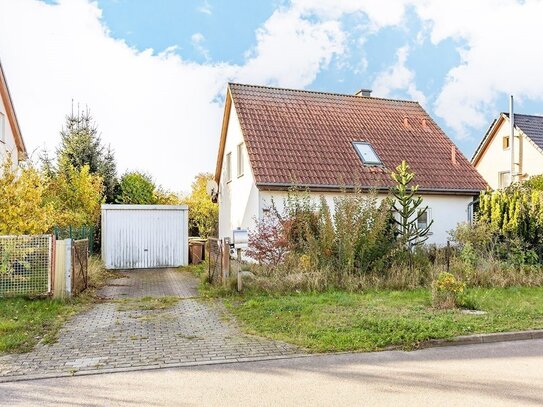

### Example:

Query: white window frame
xmin=237 ymin=143 xmax=244 ymax=177
xmin=417 ymin=208 xmax=432 ymax=233
xmin=0 ymin=112 xmax=5 ymax=144
xmin=225 ymin=152 xmax=232 ymax=183
xmin=498 ymin=171 xmax=510 ymax=189
xmin=353 ymin=141 xmax=383 ymax=166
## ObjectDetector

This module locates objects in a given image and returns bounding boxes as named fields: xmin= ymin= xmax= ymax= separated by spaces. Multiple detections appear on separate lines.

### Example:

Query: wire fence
xmin=207 ymin=238 xmax=225 ymax=284
xmin=71 ymin=239 xmax=89 ymax=295
xmin=53 ymin=226 xmax=95 ymax=255
xmin=0 ymin=235 xmax=53 ymax=297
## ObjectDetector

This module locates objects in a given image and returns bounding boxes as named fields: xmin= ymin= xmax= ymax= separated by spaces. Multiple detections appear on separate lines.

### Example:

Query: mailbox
xmin=232 ymin=228 xmax=248 ymax=249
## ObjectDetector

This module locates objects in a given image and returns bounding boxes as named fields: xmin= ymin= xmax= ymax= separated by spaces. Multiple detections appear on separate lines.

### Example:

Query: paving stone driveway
xmin=0 ymin=268 xmax=300 ymax=382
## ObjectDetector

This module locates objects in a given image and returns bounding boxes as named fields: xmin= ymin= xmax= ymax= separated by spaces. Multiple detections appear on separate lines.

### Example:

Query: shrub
xmin=432 ymin=272 xmax=465 ymax=309
xmin=180 ymin=173 xmax=218 ymax=238
xmin=0 ymin=158 xmax=52 ymax=235
xmin=116 ymin=171 xmax=157 ymax=204
xmin=246 ymin=209 xmax=288 ymax=266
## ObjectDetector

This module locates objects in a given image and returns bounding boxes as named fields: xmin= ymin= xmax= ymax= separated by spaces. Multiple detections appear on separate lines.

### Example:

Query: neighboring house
xmin=472 ymin=113 xmax=543 ymax=189
xmin=214 ymin=83 xmax=487 ymax=246
xmin=0 ymin=59 xmax=26 ymax=168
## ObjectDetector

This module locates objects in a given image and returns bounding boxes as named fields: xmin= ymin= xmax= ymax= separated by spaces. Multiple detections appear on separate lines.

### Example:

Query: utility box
xmin=101 ymin=205 xmax=189 ymax=270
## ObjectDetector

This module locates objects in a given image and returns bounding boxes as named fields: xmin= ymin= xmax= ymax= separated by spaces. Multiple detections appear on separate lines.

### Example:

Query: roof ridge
xmin=502 ymin=112 xmax=543 ymax=119
xmin=228 ymin=82 xmax=421 ymax=105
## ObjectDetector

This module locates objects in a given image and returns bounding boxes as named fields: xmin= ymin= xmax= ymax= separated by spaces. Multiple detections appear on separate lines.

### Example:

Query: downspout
xmin=510 ymin=95 xmax=515 ymax=185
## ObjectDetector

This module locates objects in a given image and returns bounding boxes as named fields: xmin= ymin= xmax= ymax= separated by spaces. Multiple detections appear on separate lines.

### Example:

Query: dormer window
xmin=353 ymin=141 xmax=383 ymax=166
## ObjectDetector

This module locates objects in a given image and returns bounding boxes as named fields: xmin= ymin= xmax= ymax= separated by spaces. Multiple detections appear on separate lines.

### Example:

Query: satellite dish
xmin=206 ymin=179 xmax=219 ymax=197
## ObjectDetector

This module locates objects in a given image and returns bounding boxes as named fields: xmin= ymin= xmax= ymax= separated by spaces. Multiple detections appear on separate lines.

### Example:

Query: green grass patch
xmin=225 ymin=287 xmax=543 ymax=352
xmin=115 ymin=296 xmax=180 ymax=311
xmin=0 ymin=297 xmax=84 ymax=354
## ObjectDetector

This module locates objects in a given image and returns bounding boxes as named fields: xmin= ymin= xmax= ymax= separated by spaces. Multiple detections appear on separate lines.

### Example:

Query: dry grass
xmin=115 ymin=296 xmax=180 ymax=311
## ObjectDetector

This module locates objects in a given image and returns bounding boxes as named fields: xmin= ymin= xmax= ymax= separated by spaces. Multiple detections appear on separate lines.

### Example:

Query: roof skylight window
xmin=353 ymin=142 xmax=383 ymax=166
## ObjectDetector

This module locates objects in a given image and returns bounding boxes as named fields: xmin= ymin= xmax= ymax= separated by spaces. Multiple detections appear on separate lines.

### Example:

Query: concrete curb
xmin=1 ymin=330 xmax=542 ymax=384
xmin=420 ymin=329 xmax=543 ymax=348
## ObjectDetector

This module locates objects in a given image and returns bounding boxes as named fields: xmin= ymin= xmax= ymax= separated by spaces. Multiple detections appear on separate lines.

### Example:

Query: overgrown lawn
xmin=0 ymin=297 xmax=83 ymax=353
xmin=225 ymin=287 xmax=543 ymax=352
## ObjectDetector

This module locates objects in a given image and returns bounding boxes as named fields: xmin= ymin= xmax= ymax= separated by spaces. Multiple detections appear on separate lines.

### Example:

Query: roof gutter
xmin=256 ymin=182 xmax=483 ymax=196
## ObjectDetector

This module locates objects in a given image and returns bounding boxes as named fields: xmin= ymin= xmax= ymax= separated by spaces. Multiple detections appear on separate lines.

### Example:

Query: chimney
xmin=355 ymin=88 xmax=372 ymax=97
xmin=451 ymin=145 xmax=457 ymax=165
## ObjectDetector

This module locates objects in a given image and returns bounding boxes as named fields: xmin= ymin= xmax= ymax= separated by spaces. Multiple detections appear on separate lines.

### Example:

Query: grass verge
xmin=0 ymin=255 xmax=117 ymax=354
xmin=225 ymin=287 xmax=543 ymax=352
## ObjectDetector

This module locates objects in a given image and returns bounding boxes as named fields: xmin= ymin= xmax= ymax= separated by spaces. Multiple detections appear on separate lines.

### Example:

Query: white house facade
xmin=215 ymin=83 xmax=488 ymax=246
xmin=0 ymin=60 xmax=26 ymax=168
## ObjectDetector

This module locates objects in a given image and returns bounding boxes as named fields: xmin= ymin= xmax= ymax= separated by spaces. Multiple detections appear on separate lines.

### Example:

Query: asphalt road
xmin=1 ymin=339 xmax=543 ymax=406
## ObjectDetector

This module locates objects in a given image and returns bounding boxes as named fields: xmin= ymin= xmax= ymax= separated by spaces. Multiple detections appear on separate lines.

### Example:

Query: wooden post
xmin=222 ymin=240 xmax=230 ymax=285
xmin=236 ymin=249 xmax=242 ymax=292
xmin=446 ymin=240 xmax=450 ymax=273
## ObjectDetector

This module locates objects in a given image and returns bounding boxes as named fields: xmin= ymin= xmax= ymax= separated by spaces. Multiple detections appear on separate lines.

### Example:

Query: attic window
xmin=353 ymin=142 xmax=383 ymax=166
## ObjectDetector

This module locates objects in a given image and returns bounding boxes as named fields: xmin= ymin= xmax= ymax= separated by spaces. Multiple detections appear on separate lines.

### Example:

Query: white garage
xmin=101 ymin=205 xmax=189 ymax=270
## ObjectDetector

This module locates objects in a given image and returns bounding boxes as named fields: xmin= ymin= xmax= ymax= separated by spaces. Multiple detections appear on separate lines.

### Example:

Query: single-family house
xmin=214 ymin=83 xmax=488 ymax=245
xmin=0 ymin=59 xmax=26 ymax=168
xmin=472 ymin=113 xmax=543 ymax=189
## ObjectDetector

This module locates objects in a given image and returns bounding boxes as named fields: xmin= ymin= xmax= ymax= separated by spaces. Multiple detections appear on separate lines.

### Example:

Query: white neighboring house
xmin=214 ymin=83 xmax=488 ymax=246
xmin=0 ymin=59 xmax=26 ymax=168
xmin=472 ymin=113 xmax=543 ymax=189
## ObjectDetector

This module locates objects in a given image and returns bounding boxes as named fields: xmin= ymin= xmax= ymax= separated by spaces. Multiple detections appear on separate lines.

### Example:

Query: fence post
xmin=65 ymin=239 xmax=73 ymax=297
xmin=222 ymin=240 xmax=230 ymax=284
xmin=446 ymin=240 xmax=450 ymax=273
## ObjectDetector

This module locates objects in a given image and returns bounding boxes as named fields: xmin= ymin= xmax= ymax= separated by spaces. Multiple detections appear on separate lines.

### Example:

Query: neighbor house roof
xmin=471 ymin=113 xmax=543 ymax=166
xmin=0 ymin=59 xmax=26 ymax=160
xmin=215 ymin=83 xmax=488 ymax=194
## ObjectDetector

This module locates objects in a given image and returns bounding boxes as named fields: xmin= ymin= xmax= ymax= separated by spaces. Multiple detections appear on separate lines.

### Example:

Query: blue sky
xmin=96 ymin=0 xmax=542 ymax=155
xmin=2 ymin=0 xmax=543 ymax=191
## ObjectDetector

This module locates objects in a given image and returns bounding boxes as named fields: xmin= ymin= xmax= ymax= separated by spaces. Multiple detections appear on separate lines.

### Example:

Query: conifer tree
xmin=54 ymin=105 xmax=119 ymax=202
xmin=391 ymin=160 xmax=433 ymax=247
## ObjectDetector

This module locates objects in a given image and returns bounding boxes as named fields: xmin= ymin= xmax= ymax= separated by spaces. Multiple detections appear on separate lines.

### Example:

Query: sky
xmin=1 ymin=0 xmax=543 ymax=193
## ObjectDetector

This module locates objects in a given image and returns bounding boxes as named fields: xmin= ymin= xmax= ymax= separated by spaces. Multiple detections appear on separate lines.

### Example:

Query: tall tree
xmin=391 ymin=160 xmax=433 ymax=247
xmin=55 ymin=105 xmax=118 ymax=202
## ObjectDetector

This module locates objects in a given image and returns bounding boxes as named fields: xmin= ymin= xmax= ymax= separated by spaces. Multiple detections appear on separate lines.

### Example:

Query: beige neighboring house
xmin=0 ymin=59 xmax=27 ymax=168
xmin=472 ymin=113 xmax=543 ymax=189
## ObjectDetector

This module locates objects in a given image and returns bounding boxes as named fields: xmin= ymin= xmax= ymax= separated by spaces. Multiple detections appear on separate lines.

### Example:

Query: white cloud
xmin=0 ymin=0 xmax=347 ymax=192
xmin=371 ymin=45 xmax=427 ymax=105
xmin=413 ymin=0 xmax=543 ymax=138
xmin=236 ymin=6 xmax=345 ymax=88
xmin=197 ymin=0 xmax=212 ymax=15
xmin=191 ymin=32 xmax=211 ymax=62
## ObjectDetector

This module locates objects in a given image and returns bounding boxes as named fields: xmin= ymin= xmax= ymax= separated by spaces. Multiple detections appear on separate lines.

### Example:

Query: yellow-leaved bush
xmin=0 ymin=157 xmax=104 ymax=235
xmin=44 ymin=163 xmax=104 ymax=228
xmin=0 ymin=159 xmax=52 ymax=235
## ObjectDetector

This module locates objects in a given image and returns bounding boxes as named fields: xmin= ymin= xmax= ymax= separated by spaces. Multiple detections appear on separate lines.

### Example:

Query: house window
xmin=0 ymin=112 xmax=5 ymax=144
xmin=237 ymin=143 xmax=244 ymax=177
xmin=503 ymin=136 xmax=510 ymax=149
xmin=353 ymin=142 xmax=383 ymax=166
xmin=225 ymin=152 xmax=232 ymax=182
xmin=417 ymin=208 xmax=432 ymax=231
xmin=498 ymin=171 xmax=510 ymax=189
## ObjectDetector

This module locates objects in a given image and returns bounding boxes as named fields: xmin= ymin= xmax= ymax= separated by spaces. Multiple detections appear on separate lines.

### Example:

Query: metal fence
xmin=71 ymin=239 xmax=89 ymax=295
xmin=0 ymin=235 xmax=53 ymax=297
xmin=53 ymin=226 xmax=95 ymax=255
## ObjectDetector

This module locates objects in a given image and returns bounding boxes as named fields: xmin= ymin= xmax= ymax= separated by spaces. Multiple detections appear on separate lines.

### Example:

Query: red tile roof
xmin=219 ymin=83 xmax=487 ymax=194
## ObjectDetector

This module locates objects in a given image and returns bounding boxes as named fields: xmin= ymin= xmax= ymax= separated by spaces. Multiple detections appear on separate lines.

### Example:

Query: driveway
xmin=0 ymin=268 xmax=300 ymax=382
xmin=1 ymin=339 xmax=543 ymax=406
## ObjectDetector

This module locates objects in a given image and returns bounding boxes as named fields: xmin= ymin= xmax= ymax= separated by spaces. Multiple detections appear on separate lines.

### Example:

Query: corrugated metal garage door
xmin=101 ymin=205 xmax=189 ymax=270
